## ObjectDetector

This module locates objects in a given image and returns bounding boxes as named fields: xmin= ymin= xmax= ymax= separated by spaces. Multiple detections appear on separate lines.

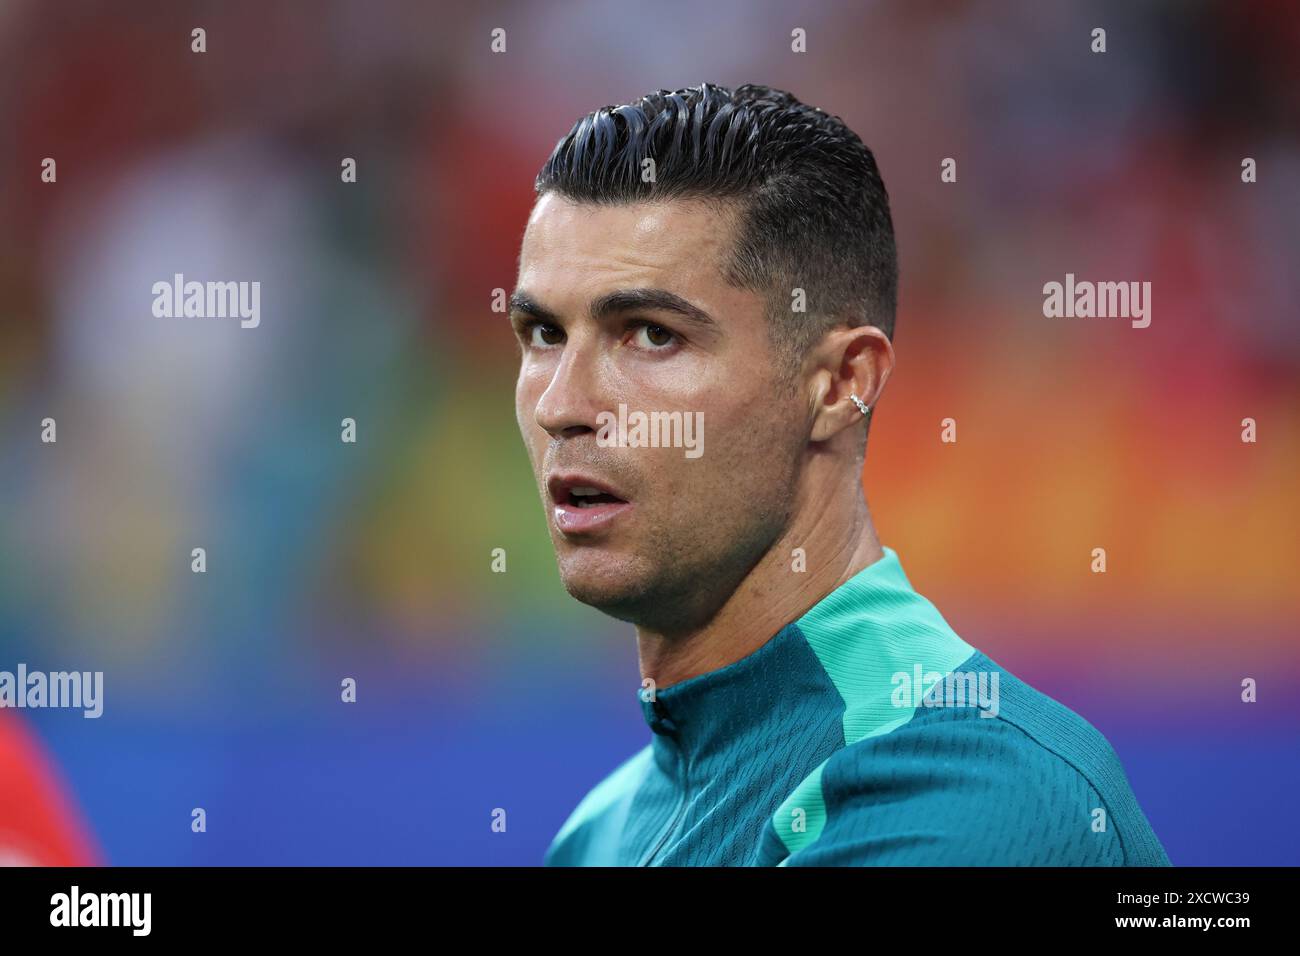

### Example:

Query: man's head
xmin=511 ymin=83 xmax=897 ymax=633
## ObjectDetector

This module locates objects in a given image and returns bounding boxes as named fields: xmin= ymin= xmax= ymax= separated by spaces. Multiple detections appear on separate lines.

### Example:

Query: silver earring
xmin=849 ymin=393 xmax=871 ymax=416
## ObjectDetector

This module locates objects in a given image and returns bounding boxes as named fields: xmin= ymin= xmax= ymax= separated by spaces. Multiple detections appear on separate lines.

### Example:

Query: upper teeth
xmin=572 ymin=487 xmax=603 ymax=496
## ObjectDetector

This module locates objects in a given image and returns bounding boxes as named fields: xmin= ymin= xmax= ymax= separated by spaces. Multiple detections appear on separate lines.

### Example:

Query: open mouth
xmin=547 ymin=473 xmax=632 ymax=534
xmin=565 ymin=486 xmax=626 ymax=508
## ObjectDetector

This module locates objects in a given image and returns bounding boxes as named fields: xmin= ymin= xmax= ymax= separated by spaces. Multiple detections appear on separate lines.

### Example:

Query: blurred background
xmin=0 ymin=0 xmax=1297 ymax=865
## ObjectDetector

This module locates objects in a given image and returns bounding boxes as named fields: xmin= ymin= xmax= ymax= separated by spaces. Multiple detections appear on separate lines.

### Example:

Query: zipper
xmin=639 ymin=706 xmax=691 ymax=866
xmin=640 ymin=750 xmax=689 ymax=865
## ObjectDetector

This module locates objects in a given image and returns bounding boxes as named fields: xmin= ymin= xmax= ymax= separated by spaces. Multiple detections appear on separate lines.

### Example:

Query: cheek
xmin=651 ymin=398 xmax=779 ymax=493
xmin=515 ymin=371 xmax=546 ymax=453
xmin=711 ymin=397 xmax=797 ymax=477
xmin=514 ymin=372 xmax=528 ymax=423
xmin=515 ymin=359 xmax=546 ymax=414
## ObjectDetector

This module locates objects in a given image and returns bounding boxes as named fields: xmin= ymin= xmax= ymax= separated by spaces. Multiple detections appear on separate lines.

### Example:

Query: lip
xmin=547 ymin=471 xmax=633 ymax=536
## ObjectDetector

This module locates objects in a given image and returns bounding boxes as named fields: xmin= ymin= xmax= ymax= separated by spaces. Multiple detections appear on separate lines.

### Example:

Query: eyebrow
xmin=508 ymin=288 xmax=718 ymax=332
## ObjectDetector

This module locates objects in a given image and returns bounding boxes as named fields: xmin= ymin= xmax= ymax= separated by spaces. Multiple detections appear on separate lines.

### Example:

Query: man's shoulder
xmin=785 ymin=650 xmax=1170 ymax=865
xmin=543 ymin=745 xmax=653 ymax=866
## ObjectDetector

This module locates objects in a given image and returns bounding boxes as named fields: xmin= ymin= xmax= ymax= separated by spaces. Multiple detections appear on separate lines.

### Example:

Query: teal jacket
xmin=544 ymin=546 xmax=1170 ymax=866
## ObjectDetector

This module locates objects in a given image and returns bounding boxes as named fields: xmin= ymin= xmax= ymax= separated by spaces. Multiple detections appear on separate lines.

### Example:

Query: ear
xmin=807 ymin=324 xmax=894 ymax=443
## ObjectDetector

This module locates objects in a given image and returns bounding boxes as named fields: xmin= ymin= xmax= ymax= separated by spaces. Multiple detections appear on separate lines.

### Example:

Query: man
xmin=511 ymin=83 xmax=1169 ymax=866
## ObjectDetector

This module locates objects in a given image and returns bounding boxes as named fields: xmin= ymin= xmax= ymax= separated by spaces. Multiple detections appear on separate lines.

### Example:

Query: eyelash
xmin=519 ymin=320 xmax=681 ymax=353
xmin=627 ymin=320 xmax=680 ymax=351
xmin=521 ymin=320 xmax=564 ymax=349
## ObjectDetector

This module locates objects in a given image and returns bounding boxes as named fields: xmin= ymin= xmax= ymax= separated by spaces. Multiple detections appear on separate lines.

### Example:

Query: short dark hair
xmin=534 ymin=82 xmax=898 ymax=365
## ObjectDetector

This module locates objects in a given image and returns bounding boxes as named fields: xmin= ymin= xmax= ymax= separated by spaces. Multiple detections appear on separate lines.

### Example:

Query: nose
xmin=534 ymin=334 xmax=607 ymax=440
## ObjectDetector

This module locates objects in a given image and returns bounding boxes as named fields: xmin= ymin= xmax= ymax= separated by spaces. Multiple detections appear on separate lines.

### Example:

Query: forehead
xmin=517 ymin=193 xmax=744 ymax=304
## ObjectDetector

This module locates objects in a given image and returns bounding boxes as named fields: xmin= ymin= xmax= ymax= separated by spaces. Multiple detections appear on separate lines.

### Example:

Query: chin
xmin=556 ymin=552 xmax=654 ymax=618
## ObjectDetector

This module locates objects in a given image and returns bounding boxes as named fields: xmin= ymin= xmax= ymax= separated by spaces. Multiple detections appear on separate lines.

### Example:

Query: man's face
xmin=511 ymin=193 xmax=807 ymax=631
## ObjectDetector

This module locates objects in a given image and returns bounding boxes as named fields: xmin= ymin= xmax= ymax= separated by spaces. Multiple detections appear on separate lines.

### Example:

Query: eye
xmin=630 ymin=321 xmax=678 ymax=351
xmin=526 ymin=322 xmax=565 ymax=347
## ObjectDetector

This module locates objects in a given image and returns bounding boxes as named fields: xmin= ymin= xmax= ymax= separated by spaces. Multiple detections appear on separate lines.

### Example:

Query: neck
xmin=635 ymin=472 xmax=883 ymax=689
